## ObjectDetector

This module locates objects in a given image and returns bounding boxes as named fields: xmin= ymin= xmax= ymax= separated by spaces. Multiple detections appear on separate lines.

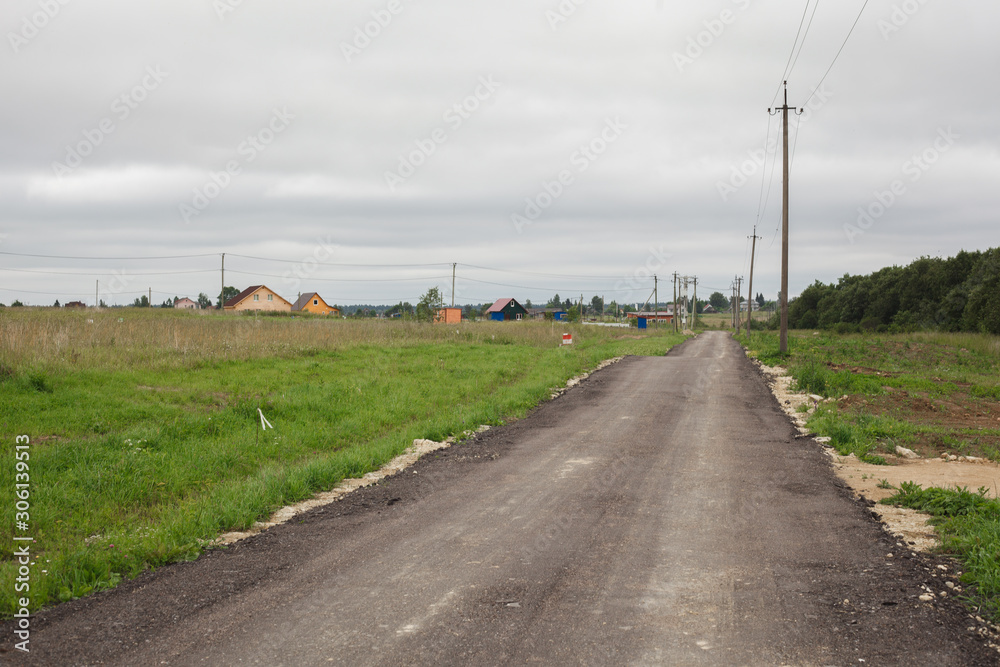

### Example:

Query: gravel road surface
xmin=5 ymin=331 xmax=996 ymax=665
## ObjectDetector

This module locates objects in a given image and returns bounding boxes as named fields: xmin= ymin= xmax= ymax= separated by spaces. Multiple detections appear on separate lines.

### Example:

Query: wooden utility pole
xmin=735 ymin=276 xmax=743 ymax=329
xmin=770 ymin=82 xmax=802 ymax=353
xmin=220 ymin=252 xmax=225 ymax=310
xmin=692 ymin=277 xmax=697 ymax=330
xmin=95 ymin=280 xmax=98 ymax=309
xmin=148 ymin=287 xmax=152 ymax=307
xmin=672 ymin=272 xmax=678 ymax=332
xmin=451 ymin=263 xmax=456 ymax=307
xmin=653 ymin=275 xmax=658 ymax=327
xmin=746 ymin=229 xmax=760 ymax=338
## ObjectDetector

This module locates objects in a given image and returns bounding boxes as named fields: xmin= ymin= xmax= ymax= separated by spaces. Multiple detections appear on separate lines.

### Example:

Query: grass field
xmin=0 ymin=309 xmax=685 ymax=617
xmin=741 ymin=330 xmax=1000 ymax=464
xmin=739 ymin=329 xmax=1000 ymax=620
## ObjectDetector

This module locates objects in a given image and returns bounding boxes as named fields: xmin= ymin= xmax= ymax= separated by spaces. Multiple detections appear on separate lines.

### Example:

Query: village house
xmin=174 ymin=297 xmax=200 ymax=309
xmin=223 ymin=285 xmax=292 ymax=312
xmin=292 ymin=292 xmax=340 ymax=316
xmin=486 ymin=298 xmax=528 ymax=322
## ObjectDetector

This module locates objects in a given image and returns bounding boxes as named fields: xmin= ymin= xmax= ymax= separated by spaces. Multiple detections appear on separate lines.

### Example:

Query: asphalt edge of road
xmin=727 ymin=330 xmax=1000 ymax=658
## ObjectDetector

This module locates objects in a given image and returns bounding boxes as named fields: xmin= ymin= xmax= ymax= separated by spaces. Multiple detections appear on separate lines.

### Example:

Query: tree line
xmin=786 ymin=248 xmax=1000 ymax=334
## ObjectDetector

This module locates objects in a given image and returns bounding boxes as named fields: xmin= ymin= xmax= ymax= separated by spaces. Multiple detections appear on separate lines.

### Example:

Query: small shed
xmin=435 ymin=307 xmax=461 ymax=324
xmin=486 ymin=298 xmax=528 ymax=322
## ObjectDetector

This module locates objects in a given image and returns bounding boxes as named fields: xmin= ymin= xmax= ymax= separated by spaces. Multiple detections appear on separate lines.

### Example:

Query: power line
xmin=0 ymin=267 xmax=217 ymax=277
xmin=0 ymin=251 xmax=217 ymax=261
xmin=774 ymin=0 xmax=814 ymax=105
xmin=803 ymin=0 xmax=871 ymax=107
xmin=786 ymin=0 xmax=822 ymax=82
xmin=226 ymin=253 xmax=449 ymax=268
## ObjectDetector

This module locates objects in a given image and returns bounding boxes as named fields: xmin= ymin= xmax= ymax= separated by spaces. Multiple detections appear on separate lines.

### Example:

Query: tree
xmin=590 ymin=295 xmax=604 ymax=316
xmin=132 ymin=295 xmax=150 ymax=308
xmin=567 ymin=305 xmax=580 ymax=322
xmin=197 ymin=293 xmax=212 ymax=309
xmin=217 ymin=286 xmax=240 ymax=308
xmin=524 ymin=299 xmax=532 ymax=309
xmin=11 ymin=300 xmax=24 ymax=307
xmin=562 ymin=298 xmax=573 ymax=311
xmin=53 ymin=299 xmax=61 ymax=307
xmin=547 ymin=294 xmax=561 ymax=308
xmin=160 ymin=297 xmax=177 ymax=308
xmin=416 ymin=287 xmax=443 ymax=321
xmin=709 ymin=291 xmax=727 ymax=310
xmin=756 ymin=293 xmax=765 ymax=309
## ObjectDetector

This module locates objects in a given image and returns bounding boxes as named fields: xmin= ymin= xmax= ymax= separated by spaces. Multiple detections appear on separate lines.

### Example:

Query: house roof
xmin=292 ymin=292 xmax=321 ymax=311
xmin=175 ymin=297 xmax=197 ymax=304
xmin=487 ymin=298 xmax=525 ymax=313
xmin=224 ymin=285 xmax=291 ymax=308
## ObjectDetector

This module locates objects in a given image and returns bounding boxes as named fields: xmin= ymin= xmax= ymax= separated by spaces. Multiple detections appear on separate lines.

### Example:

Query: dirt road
xmin=6 ymin=332 xmax=996 ymax=665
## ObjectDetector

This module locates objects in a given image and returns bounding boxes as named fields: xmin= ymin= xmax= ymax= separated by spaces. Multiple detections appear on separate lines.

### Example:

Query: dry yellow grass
xmin=0 ymin=308 xmax=636 ymax=372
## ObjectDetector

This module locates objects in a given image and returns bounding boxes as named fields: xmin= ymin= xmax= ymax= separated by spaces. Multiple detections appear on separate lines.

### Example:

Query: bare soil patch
xmin=756 ymin=360 xmax=1000 ymax=553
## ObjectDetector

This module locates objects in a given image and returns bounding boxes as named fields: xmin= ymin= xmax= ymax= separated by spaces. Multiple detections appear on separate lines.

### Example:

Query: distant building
xmin=626 ymin=311 xmax=673 ymax=323
xmin=292 ymin=292 xmax=340 ymax=316
xmin=224 ymin=285 xmax=292 ymax=312
xmin=64 ymin=301 xmax=87 ymax=308
xmin=702 ymin=305 xmax=717 ymax=314
xmin=174 ymin=297 xmax=200 ymax=310
xmin=528 ymin=308 xmax=567 ymax=321
xmin=486 ymin=298 xmax=528 ymax=322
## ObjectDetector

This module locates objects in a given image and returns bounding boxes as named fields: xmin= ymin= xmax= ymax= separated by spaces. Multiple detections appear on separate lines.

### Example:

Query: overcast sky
xmin=2 ymin=0 xmax=998 ymax=307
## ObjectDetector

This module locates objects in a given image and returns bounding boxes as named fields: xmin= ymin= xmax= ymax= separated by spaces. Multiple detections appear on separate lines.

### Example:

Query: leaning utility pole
xmin=770 ymin=82 xmax=802 ymax=354
xmin=746 ymin=228 xmax=760 ymax=339
xmin=451 ymin=263 xmax=456 ymax=307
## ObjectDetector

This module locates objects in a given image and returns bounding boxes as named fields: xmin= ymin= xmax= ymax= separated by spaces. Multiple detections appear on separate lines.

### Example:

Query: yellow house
xmin=292 ymin=292 xmax=340 ymax=316
xmin=223 ymin=285 xmax=292 ymax=312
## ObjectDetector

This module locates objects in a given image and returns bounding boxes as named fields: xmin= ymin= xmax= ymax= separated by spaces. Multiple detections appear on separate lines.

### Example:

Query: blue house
xmin=486 ymin=298 xmax=528 ymax=322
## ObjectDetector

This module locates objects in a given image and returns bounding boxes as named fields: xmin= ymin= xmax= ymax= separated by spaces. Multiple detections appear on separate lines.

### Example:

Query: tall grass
xmin=0 ymin=308 xmax=638 ymax=372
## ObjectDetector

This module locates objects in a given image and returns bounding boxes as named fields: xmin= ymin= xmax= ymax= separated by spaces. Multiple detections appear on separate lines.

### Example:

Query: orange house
xmin=292 ymin=292 xmax=340 ymax=316
xmin=223 ymin=285 xmax=292 ymax=312
xmin=435 ymin=307 xmax=461 ymax=323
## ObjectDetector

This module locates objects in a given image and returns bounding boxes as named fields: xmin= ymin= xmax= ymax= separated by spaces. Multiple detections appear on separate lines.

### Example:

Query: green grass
xmin=0 ymin=311 xmax=685 ymax=616
xmin=882 ymin=482 xmax=1000 ymax=620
